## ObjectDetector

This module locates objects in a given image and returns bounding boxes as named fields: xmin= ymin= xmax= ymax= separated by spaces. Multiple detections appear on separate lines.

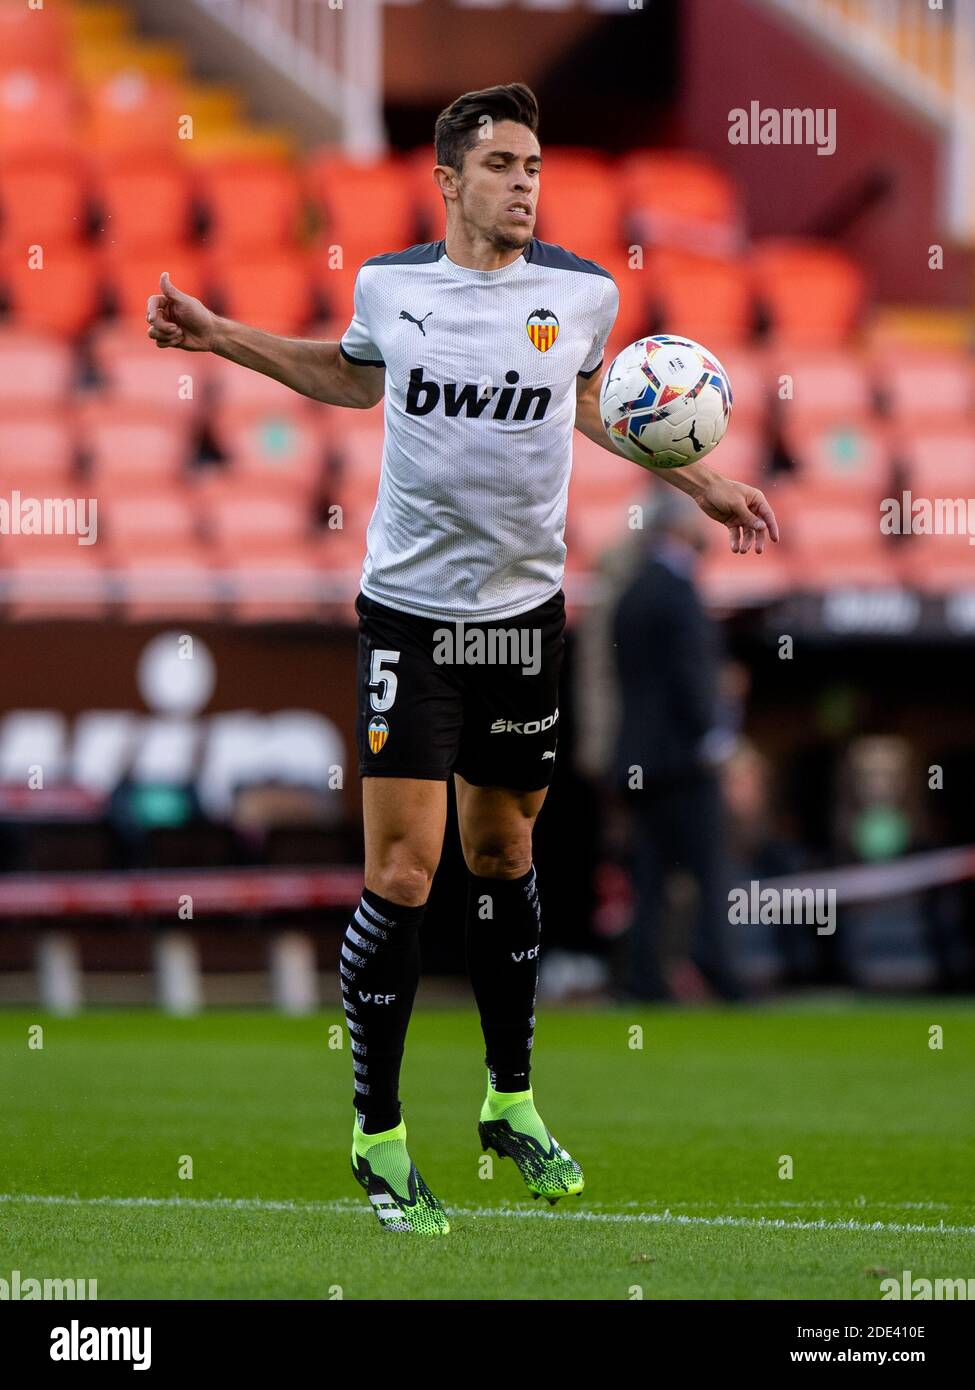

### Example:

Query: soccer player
xmin=147 ymin=82 xmax=778 ymax=1235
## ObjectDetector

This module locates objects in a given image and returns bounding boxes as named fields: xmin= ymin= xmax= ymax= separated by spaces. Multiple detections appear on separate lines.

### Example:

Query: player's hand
xmin=146 ymin=271 xmax=217 ymax=352
xmin=695 ymin=473 xmax=779 ymax=555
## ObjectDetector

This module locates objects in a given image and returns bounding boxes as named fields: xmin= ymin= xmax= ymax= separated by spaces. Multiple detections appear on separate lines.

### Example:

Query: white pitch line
xmin=1 ymin=1193 xmax=973 ymax=1236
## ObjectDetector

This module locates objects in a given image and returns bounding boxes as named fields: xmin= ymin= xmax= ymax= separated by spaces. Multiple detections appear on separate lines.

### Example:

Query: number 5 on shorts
xmin=369 ymin=649 xmax=400 ymax=712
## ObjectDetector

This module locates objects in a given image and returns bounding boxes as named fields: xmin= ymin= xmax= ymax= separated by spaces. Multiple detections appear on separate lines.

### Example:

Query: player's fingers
xmin=728 ymin=522 xmax=741 ymax=553
xmin=753 ymin=491 xmax=779 ymax=543
xmin=148 ymin=321 xmax=183 ymax=347
xmin=146 ymin=294 xmax=166 ymax=323
xmin=160 ymin=270 xmax=187 ymax=301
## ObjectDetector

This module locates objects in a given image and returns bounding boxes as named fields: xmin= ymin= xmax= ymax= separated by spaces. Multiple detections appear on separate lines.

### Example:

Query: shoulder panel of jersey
xmin=522 ymin=238 xmax=616 ymax=282
xmin=360 ymin=241 xmax=445 ymax=268
xmin=358 ymin=237 xmax=615 ymax=277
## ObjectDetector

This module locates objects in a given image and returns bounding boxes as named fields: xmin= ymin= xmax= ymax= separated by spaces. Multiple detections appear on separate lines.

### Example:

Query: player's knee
xmin=366 ymin=856 xmax=436 ymax=908
xmin=463 ymin=841 xmax=533 ymax=880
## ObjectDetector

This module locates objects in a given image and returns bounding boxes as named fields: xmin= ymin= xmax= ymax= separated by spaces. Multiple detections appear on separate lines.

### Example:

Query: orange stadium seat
xmin=211 ymin=405 xmax=327 ymax=495
xmin=873 ymin=350 xmax=975 ymax=424
xmin=708 ymin=423 xmax=769 ymax=487
xmin=898 ymin=428 xmax=975 ymax=496
xmin=566 ymin=499 xmax=643 ymax=570
xmin=0 ymin=410 xmax=77 ymax=488
xmin=196 ymin=159 xmax=304 ymax=250
xmin=0 ymin=2 xmax=69 ymax=73
xmin=101 ymin=489 xmax=199 ymax=550
xmin=306 ymin=152 xmax=415 ymax=252
xmin=207 ymin=351 xmax=318 ymax=411
xmin=110 ymin=545 xmax=219 ymax=622
xmin=772 ymin=350 xmax=874 ymax=424
xmin=568 ymin=433 xmax=640 ymax=504
xmin=713 ymin=347 xmax=769 ymax=426
xmin=101 ymin=246 xmax=208 ymax=322
xmin=620 ymin=152 xmax=744 ymax=257
xmin=335 ymin=421 xmax=384 ymax=497
xmin=776 ymin=484 xmax=890 ymax=559
xmin=780 ymin=421 xmax=892 ymax=495
xmin=2 ymin=548 xmax=107 ymax=621
xmin=0 ymin=331 xmax=74 ymax=403
xmin=646 ymin=249 xmax=752 ymax=346
xmin=85 ymin=76 xmax=184 ymax=159
xmin=0 ymin=159 xmax=89 ymax=249
xmin=203 ymin=489 xmax=312 ymax=548
xmin=312 ymin=526 xmax=366 ymax=572
xmin=406 ymin=146 xmax=446 ymax=242
xmin=897 ymin=533 xmax=975 ymax=593
xmin=4 ymin=245 xmax=100 ymax=336
xmin=315 ymin=244 xmax=375 ymax=324
xmin=751 ymin=239 xmax=864 ymax=345
xmin=587 ymin=249 xmax=650 ymax=347
xmin=533 ymin=149 xmax=622 ymax=254
xmin=208 ymin=249 xmax=315 ymax=335
xmin=0 ymin=72 xmax=80 ymax=159
xmin=92 ymin=160 xmax=195 ymax=251
xmin=218 ymin=545 xmax=326 ymax=622
xmin=80 ymin=403 xmax=193 ymax=484
xmin=89 ymin=325 xmax=211 ymax=409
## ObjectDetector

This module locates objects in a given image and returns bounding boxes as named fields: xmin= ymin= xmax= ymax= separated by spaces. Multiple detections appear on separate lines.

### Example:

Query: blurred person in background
xmin=722 ymin=736 xmax=812 ymax=989
xmin=608 ymin=487 xmax=745 ymax=1003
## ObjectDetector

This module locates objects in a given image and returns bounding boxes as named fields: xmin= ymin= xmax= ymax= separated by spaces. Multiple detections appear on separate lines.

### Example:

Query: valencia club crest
xmin=526 ymin=309 xmax=559 ymax=352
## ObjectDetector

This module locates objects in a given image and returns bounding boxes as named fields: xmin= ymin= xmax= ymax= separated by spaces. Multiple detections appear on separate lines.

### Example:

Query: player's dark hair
xmin=434 ymin=83 xmax=540 ymax=172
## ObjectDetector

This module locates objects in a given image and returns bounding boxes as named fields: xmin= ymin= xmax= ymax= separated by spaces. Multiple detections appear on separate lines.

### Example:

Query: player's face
xmin=455 ymin=120 xmax=541 ymax=250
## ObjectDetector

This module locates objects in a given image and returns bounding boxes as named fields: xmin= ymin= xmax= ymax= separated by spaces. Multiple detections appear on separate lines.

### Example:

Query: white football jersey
xmin=340 ymin=238 xmax=619 ymax=622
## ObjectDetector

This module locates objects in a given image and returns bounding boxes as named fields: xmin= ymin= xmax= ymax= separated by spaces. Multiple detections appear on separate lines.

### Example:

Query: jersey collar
xmin=436 ymin=238 xmax=531 ymax=284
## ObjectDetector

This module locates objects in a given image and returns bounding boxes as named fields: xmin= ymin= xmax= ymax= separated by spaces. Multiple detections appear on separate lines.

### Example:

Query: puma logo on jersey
xmin=399 ymin=310 xmax=432 ymax=335
xmin=405 ymin=367 xmax=552 ymax=420
xmin=541 ymin=750 xmax=556 ymax=759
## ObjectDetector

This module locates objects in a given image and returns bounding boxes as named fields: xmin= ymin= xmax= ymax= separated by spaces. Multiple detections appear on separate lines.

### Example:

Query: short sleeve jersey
xmin=340 ymin=237 xmax=619 ymax=622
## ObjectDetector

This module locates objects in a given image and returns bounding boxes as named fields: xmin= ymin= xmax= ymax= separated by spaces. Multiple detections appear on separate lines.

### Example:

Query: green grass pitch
xmin=1 ymin=1002 xmax=972 ymax=1299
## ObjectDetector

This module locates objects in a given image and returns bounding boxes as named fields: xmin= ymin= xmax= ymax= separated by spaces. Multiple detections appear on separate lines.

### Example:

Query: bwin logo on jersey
xmin=526 ymin=308 xmax=559 ymax=353
xmin=405 ymin=367 xmax=551 ymax=421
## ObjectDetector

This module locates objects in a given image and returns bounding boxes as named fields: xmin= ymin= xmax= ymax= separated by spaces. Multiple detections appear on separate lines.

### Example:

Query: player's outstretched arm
xmin=145 ymin=272 xmax=384 ymax=410
xmin=654 ymin=460 xmax=779 ymax=555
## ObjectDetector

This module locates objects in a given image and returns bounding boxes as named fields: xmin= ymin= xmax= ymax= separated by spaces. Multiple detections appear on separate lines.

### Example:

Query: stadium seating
xmin=0 ymin=409 xmax=77 ymax=490
xmin=92 ymin=160 xmax=195 ymax=251
xmin=619 ymin=151 xmax=744 ymax=257
xmin=0 ymin=331 xmax=74 ymax=404
xmin=645 ymin=249 xmax=753 ymax=345
xmin=306 ymin=152 xmax=416 ymax=253
xmin=751 ymin=239 xmax=865 ymax=344
xmin=196 ymin=158 xmax=305 ymax=250
xmin=0 ymin=0 xmax=970 ymax=623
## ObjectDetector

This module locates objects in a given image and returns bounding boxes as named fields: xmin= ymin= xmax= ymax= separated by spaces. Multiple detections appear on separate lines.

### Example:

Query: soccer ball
xmin=599 ymin=335 xmax=732 ymax=469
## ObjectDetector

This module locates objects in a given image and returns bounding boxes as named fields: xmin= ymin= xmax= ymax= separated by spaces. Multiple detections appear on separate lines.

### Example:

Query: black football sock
xmin=340 ymin=887 xmax=425 ymax=1133
xmin=465 ymin=864 xmax=542 ymax=1092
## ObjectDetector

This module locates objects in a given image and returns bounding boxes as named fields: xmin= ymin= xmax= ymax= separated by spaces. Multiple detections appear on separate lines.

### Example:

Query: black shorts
xmin=354 ymin=588 xmax=566 ymax=790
